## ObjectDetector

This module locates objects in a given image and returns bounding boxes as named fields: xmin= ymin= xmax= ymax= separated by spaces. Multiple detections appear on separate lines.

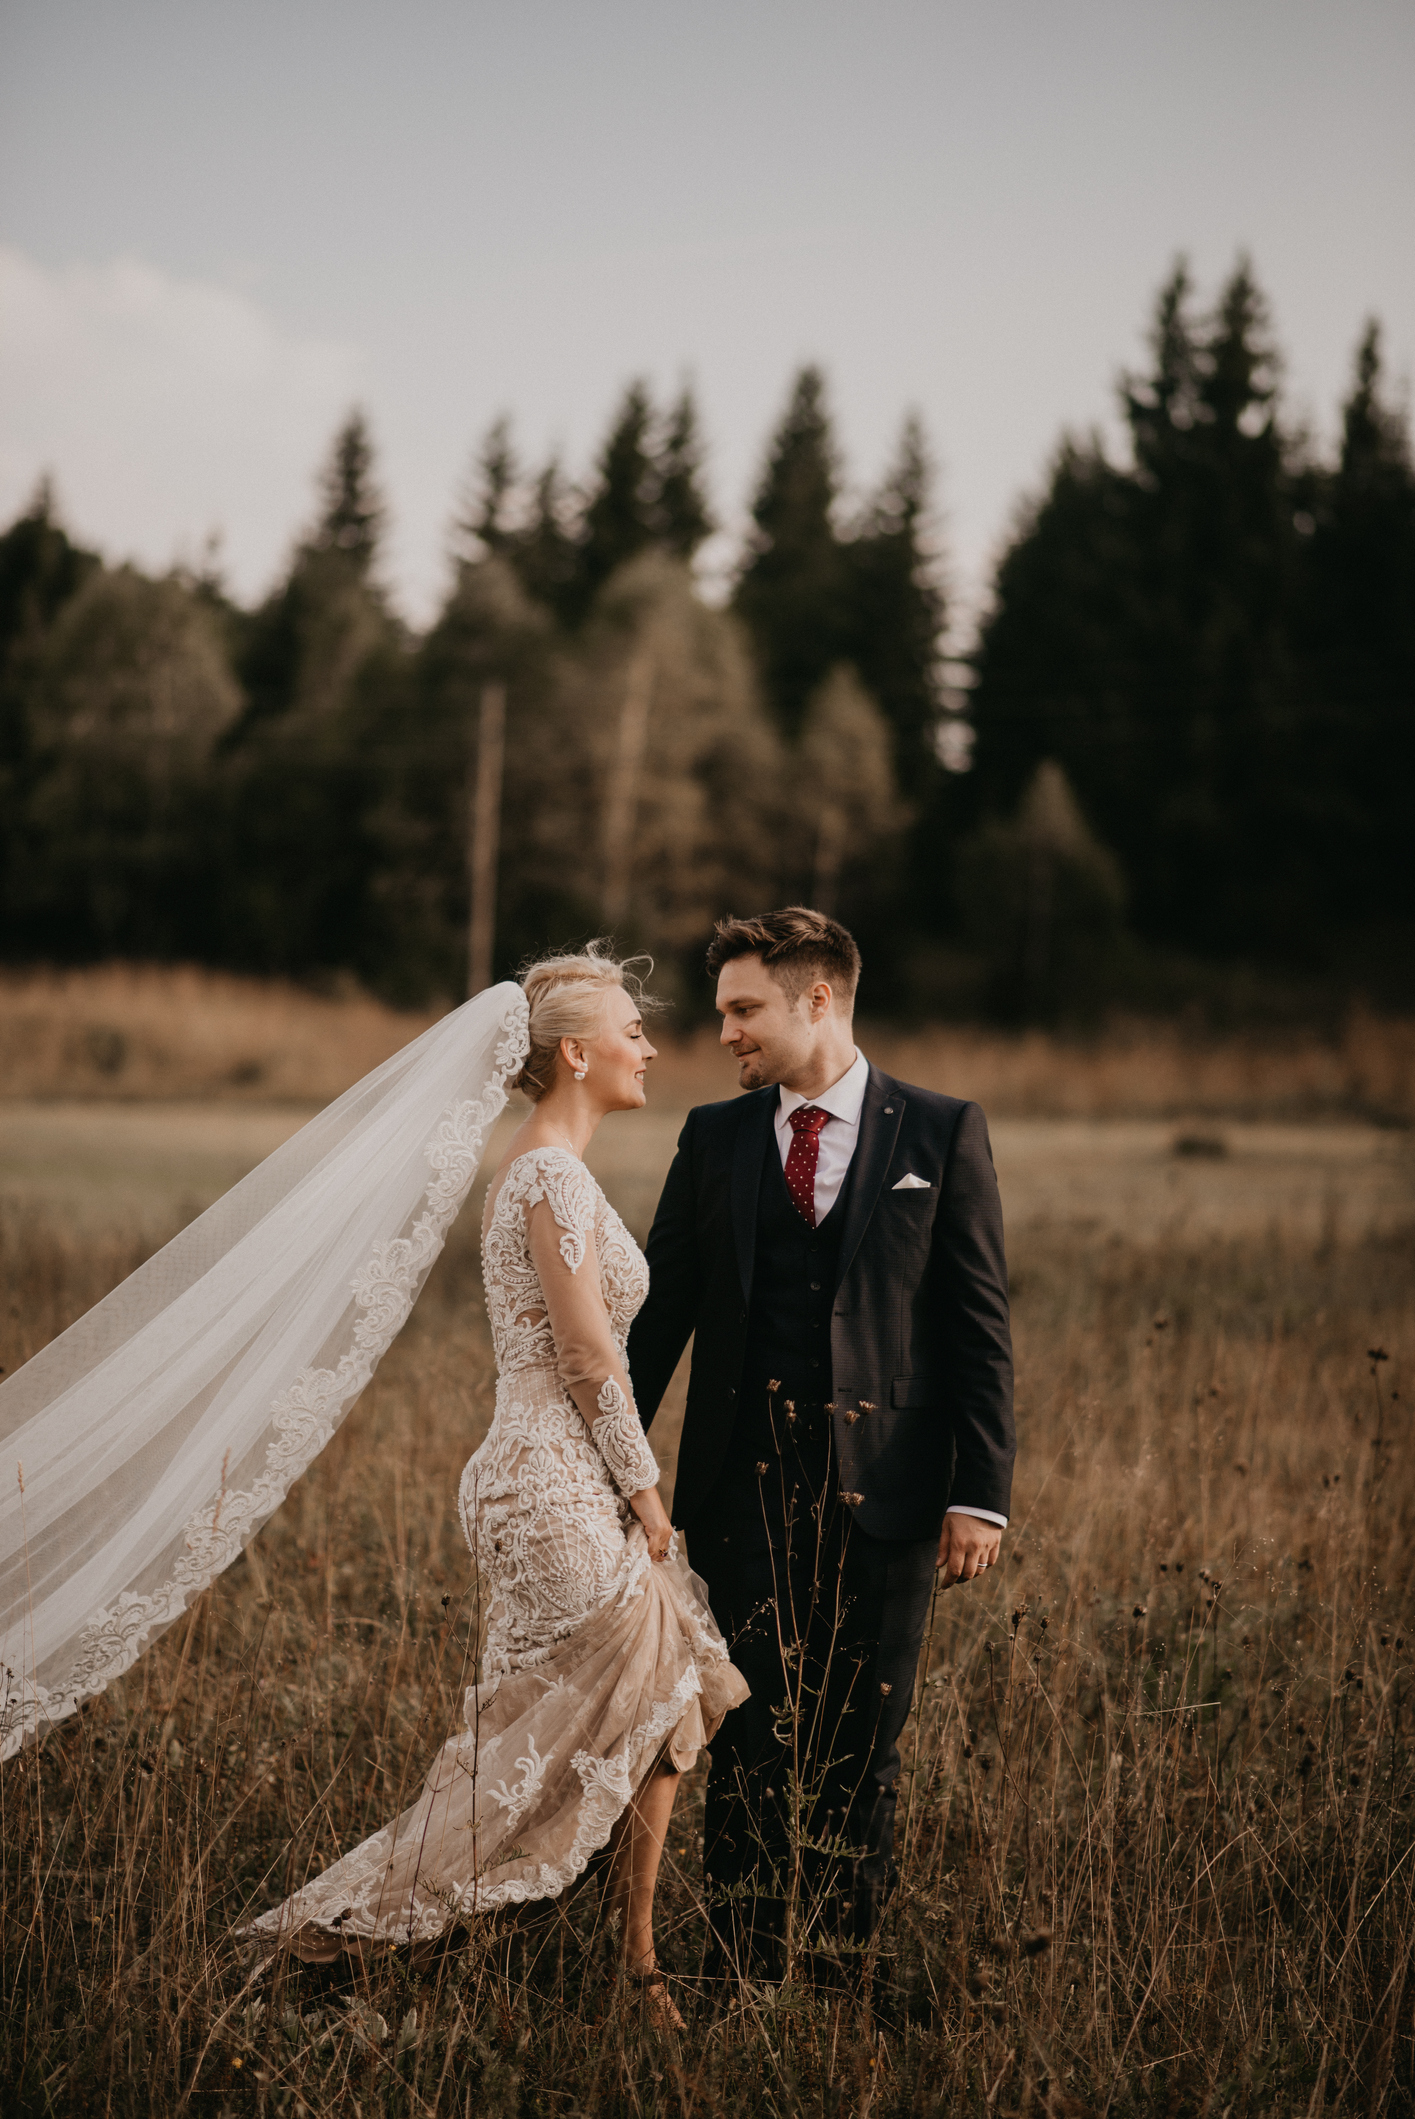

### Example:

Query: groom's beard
xmin=731 ymin=1044 xmax=785 ymax=1091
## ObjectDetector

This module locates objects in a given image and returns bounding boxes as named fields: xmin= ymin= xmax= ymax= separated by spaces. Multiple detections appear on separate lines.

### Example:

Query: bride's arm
xmin=526 ymin=1199 xmax=672 ymax=1553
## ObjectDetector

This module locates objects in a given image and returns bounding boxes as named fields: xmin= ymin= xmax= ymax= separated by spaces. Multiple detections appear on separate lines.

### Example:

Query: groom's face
xmin=716 ymin=955 xmax=825 ymax=1090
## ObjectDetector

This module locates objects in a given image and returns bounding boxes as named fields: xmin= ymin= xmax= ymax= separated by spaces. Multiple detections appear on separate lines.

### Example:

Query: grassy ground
xmin=2 ymin=978 xmax=1414 ymax=2114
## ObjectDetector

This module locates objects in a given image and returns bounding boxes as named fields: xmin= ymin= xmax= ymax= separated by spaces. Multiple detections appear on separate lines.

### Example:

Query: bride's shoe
xmin=621 ymin=1959 xmax=685 ymax=2033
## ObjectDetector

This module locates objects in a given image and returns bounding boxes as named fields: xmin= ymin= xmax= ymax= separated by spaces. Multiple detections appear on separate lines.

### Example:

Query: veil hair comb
xmin=0 ymin=982 xmax=530 ymax=1761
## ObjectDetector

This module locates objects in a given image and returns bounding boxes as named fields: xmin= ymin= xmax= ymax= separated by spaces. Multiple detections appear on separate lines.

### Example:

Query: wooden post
xmin=600 ymin=643 xmax=654 ymax=928
xmin=467 ymin=680 xmax=506 ymax=997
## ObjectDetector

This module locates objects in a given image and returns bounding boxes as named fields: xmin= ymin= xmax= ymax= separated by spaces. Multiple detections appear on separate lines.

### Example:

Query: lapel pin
xmin=883 ymin=1106 xmax=893 ymax=1114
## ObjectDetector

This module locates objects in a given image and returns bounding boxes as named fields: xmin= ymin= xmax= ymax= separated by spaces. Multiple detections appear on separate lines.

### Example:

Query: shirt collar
xmin=777 ymin=1048 xmax=869 ymax=1129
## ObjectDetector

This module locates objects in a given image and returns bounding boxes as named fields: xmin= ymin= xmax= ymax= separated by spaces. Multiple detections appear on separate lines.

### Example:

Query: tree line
xmin=0 ymin=256 xmax=1410 ymax=1019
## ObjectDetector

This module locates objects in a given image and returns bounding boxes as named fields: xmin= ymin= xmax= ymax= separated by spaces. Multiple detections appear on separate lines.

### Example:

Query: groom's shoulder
xmin=869 ymin=1063 xmax=978 ymax=1130
xmin=679 ymin=1085 xmax=773 ymax=1142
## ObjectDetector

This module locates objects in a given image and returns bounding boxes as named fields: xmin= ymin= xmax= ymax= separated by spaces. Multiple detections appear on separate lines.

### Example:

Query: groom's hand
xmin=936 ymin=1513 xmax=1001 ymax=1586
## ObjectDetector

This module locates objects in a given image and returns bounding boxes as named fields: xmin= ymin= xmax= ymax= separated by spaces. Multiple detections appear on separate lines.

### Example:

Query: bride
xmin=241 ymin=946 xmax=747 ymax=2014
xmin=0 ymin=944 xmax=745 ymax=2029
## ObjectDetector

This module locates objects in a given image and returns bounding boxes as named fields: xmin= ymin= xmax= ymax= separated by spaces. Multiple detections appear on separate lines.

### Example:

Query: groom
xmin=627 ymin=907 xmax=1015 ymax=1977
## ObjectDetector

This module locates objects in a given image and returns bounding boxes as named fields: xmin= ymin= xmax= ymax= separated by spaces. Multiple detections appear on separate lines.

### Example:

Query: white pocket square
xmin=892 ymin=1173 xmax=932 ymax=1190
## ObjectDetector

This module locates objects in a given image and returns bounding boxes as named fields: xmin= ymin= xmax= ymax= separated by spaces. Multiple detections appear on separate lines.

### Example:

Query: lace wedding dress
xmin=244 ymin=1146 xmax=746 ymax=1960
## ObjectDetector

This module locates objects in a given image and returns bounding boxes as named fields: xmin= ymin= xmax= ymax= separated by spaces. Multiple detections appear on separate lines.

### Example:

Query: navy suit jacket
xmin=625 ymin=1063 xmax=1015 ymax=1544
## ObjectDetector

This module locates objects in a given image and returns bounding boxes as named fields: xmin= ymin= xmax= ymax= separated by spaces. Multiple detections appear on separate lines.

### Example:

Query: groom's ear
xmin=805 ymin=979 xmax=835 ymax=1021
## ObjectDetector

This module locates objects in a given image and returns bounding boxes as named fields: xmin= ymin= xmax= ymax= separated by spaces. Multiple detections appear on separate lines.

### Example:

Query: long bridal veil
xmin=0 ymin=982 xmax=529 ymax=1761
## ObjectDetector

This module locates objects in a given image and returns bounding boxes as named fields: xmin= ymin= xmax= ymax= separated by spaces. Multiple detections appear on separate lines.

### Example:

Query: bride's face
xmin=569 ymin=987 xmax=657 ymax=1110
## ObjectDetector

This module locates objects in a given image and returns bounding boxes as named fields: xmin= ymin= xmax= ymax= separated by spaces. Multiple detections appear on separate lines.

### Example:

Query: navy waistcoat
xmin=725 ymin=1130 xmax=857 ymax=1469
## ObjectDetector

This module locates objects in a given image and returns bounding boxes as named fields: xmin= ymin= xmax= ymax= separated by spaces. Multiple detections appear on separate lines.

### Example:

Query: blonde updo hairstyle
xmin=512 ymin=941 xmax=660 ymax=1102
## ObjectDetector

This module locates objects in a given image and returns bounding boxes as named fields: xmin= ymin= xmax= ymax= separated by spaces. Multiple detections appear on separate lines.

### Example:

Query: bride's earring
xmin=574 ymin=1065 xmax=587 ymax=1082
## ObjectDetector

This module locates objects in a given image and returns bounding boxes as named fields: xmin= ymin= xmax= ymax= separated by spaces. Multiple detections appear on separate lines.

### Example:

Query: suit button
xmin=810 ymin=1282 xmax=821 ymax=1291
xmin=809 ymin=1357 xmax=821 ymax=1369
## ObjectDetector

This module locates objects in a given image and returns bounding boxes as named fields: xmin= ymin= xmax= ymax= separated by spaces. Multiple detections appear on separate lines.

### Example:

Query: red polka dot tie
xmin=784 ymin=1104 xmax=830 ymax=1227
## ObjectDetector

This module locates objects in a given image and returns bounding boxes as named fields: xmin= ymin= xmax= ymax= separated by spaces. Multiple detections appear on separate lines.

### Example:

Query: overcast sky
xmin=2 ymin=1 xmax=1411 ymax=636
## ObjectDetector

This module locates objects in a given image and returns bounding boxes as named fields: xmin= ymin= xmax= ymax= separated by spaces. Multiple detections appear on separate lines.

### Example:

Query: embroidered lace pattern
xmin=461 ymin=1148 xmax=655 ymax=1676
xmin=594 ymin=1378 xmax=660 ymax=1498
xmin=241 ymin=1145 xmax=749 ymax=1959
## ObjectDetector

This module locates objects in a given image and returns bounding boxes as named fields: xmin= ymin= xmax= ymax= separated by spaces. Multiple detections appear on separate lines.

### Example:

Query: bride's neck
xmin=528 ymin=1089 xmax=601 ymax=1159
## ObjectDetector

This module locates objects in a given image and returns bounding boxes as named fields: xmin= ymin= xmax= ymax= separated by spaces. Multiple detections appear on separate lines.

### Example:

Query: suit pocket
xmin=891 ymin=1375 xmax=941 ymax=1409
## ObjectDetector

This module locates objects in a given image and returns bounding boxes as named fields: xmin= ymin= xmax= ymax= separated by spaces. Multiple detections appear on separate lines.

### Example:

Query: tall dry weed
xmin=2 ymin=1199 xmax=1411 ymax=2113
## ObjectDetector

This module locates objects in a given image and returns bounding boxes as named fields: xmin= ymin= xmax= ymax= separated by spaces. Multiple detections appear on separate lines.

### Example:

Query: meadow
xmin=2 ymin=969 xmax=1413 ymax=2115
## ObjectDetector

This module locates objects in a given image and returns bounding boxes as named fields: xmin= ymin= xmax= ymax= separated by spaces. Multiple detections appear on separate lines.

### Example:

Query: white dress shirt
xmin=775 ymin=1050 xmax=1006 ymax=1531
xmin=775 ymin=1047 xmax=870 ymax=1221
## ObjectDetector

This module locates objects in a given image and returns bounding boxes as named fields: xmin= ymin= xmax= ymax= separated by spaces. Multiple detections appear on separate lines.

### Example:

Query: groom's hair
xmin=706 ymin=907 xmax=862 ymax=1007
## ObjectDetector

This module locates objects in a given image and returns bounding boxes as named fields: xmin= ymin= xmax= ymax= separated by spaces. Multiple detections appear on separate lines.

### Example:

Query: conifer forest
xmin=2 ymin=258 xmax=1412 ymax=1019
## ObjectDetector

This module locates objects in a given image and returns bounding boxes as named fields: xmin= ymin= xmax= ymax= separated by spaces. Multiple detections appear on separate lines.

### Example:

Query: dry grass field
xmin=4 ymin=962 xmax=1414 ymax=1124
xmin=2 ymin=968 xmax=1414 ymax=2115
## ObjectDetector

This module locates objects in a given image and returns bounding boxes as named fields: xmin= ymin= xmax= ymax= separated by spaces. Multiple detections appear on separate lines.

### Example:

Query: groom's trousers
xmin=684 ymin=1387 xmax=938 ymax=1977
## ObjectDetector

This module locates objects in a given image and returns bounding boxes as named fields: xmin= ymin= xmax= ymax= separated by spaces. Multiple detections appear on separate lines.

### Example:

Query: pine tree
xmin=734 ymin=366 xmax=849 ymax=735
xmin=844 ymin=412 xmax=946 ymax=774
xmin=1301 ymin=323 xmax=1415 ymax=934
xmin=453 ymin=423 xmax=584 ymax=631
xmin=1129 ymin=259 xmax=1300 ymax=952
xmin=456 ymin=415 xmax=520 ymax=563
xmin=515 ymin=460 xmax=583 ymax=628
xmin=237 ymin=413 xmax=396 ymax=726
xmin=653 ymin=387 xmax=714 ymax=558
xmin=313 ymin=409 xmax=384 ymax=567
xmin=969 ymin=437 xmax=1139 ymax=844
xmin=0 ymin=479 xmax=100 ymax=666
xmin=576 ymin=381 xmax=661 ymax=616
xmin=219 ymin=415 xmax=402 ymax=974
xmin=1309 ymin=322 xmax=1415 ymax=708
xmin=0 ymin=482 xmax=102 ymax=950
xmin=1124 ymin=261 xmax=1203 ymax=477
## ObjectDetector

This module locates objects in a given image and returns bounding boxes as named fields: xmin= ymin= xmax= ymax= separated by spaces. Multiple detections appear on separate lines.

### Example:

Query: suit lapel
xmin=730 ymin=1088 xmax=777 ymax=1300
xmin=835 ymin=1065 xmax=904 ymax=1288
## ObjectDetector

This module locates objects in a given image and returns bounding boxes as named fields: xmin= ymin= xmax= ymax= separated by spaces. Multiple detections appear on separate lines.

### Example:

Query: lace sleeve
xmin=527 ymin=1151 xmax=598 ymax=1273
xmin=525 ymin=1176 xmax=660 ymax=1499
xmin=593 ymin=1378 xmax=660 ymax=1499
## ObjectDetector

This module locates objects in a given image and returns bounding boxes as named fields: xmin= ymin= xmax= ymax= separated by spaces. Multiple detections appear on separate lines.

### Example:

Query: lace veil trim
xmin=0 ymin=985 xmax=530 ymax=1760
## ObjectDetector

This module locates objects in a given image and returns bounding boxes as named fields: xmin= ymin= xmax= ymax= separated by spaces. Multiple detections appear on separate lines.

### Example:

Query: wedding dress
xmin=243 ymin=1145 xmax=747 ymax=1959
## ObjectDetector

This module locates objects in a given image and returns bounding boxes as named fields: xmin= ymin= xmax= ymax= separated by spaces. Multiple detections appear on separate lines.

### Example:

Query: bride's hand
xmin=630 ymin=1486 xmax=674 ymax=1561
